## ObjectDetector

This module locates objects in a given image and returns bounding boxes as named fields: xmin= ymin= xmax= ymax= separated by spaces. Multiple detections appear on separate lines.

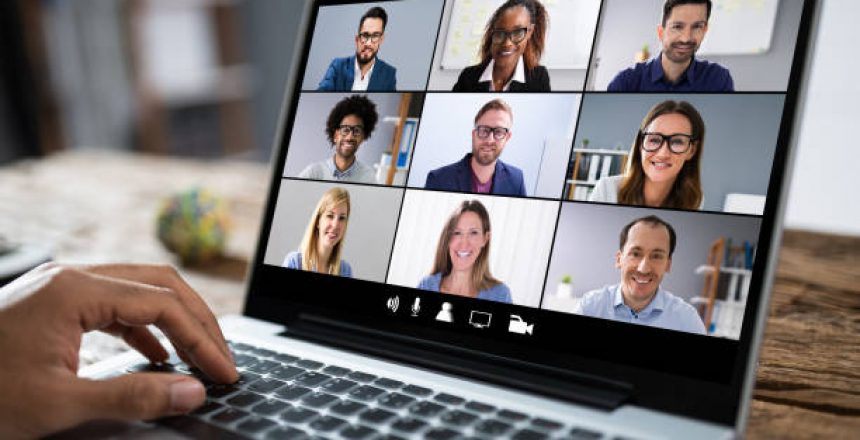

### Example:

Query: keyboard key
xmin=251 ymin=398 xmax=289 ymax=416
xmin=440 ymin=409 xmax=478 ymax=426
xmin=309 ymin=415 xmax=347 ymax=432
xmin=408 ymin=401 xmax=446 ymax=418
xmin=358 ymin=408 xmax=396 ymax=425
xmin=280 ymin=407 xmax=318 ymax=424
xmin=211 ymin=408 xmax=249 ymax=425
xmin=320 ymin=378 xmax=358 ymax=394
xmin=230 ymin=342 xmax=255 ymax=352
xmin=207 ymin=384 xmax=240 ymax=399
xmin=247 ymin=377 xmax=286 ymax=394
xmin=329 ymin=400 xmax=367 ymax=416
xmin=513 ymin=428 xmax=549 ymax=440
xmin=346 ymin=371 xmax=377 ymax=382
xmin=249 ymin=347 xmax=277 ymax=358
xmin=293 ymin=371 xmax=331 ymax=387
xmin=498 ymin=409 xmax=529 ymax=422
xmin=301 ymin=392 xmax=339 ymax=408
xmin=379 ymin=435 xmax=406 ymax=440
xmin=401 ymin=385 xmax=433 ymax=397
xmin=190 ymin=400 xmax=223 ymax=416
xmin=236 ymin=415 xmax=277 ymax=434
xmin=275 ymin=385 xmax=312 ymax=401
xmin=233 ymin=354 xmax=256 ymax=367
xmin=270 ymin=365 xmax=305 ymax=381
xmin=237 ymin=372 xmax=262 ymax=385
xmin=374 ymin=378 xmax=403 ymax=389
xmin=474 ymin=419 xmax=513 ymax=435
xmin=465 ymin=401 xmax=495 ymax=413
xmin=273 ymin=353 xmax=300 ymax=364
xmin=127 ymin=362 xmax=176 ymax=373
xmin=391 ymin=417 xmax=428 ymax=433
xmin=295 ymin=359 xmax=325 ymax=370
xmin=433 ymin=393 xmax=465 ymax=405
xmin=532 ymin=417 xmax=563 ymax=431
xmin=340 ymin=425 xmax=377 ymax=439
xmin=568 ymin=427 xmax=604 ymax=439
xmin=348 ymin=385 xmax=385 ymax=401
xmin=226 ymin=392 xmax=264 ymax=408
xmin=425 ymin=427 xmax=461 ymax=440
xmin=265 ymin=426 xmax=307 ymax=440
xmin=322 ymin=365 xmax=350 ymax=376
xmin=378 ymin=392 xmax=416 ymax=410
xmin=245 ymin=359 xmax=280 ymax=374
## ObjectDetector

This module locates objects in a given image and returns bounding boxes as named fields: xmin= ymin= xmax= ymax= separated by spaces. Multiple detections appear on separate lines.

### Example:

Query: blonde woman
xmin=284 ymin=187 xmax=352 ymax=277
xmin=417 ymin=200 xmax=511 ymax=303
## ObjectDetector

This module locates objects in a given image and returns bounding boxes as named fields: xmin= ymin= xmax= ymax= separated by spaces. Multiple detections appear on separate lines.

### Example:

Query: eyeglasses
xmin=474 ymin=125 xmax=510 ymax=141
xmin=490 ymin=26 xmax=530 ymax=45
xmin=641 ymin=132 xmax=695 ymax=154
xmin=358 ymin=32 xmax=383 ymax=43
xmin=337 ymin=124 xmax=365 ymax=137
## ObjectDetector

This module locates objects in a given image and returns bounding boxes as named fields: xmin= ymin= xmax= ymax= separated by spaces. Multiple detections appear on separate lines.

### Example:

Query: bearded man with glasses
xmin=425 ymin=99 xmax=527 ymax=196
xmin=317 ymin=6 xmax=397 ymax=91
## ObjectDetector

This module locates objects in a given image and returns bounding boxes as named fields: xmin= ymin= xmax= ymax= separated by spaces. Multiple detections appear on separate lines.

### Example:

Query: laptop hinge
xmin=282 ymin=314 xmax=631 ymax=411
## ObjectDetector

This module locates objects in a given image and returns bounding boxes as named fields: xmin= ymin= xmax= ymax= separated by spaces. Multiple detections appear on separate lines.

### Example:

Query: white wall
xmin=785 ymin=0 xmax=860 ymax=236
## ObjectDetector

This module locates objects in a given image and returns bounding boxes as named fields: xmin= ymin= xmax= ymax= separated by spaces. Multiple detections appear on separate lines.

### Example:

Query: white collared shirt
xmin=352 ymin=57 xmax=376 ymax=91
xmin=478 ymin=56 xmax=526 ymax=91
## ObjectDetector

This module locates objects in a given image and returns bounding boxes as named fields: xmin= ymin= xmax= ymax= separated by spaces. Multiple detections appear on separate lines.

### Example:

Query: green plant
xmin=561 ymin=275 xmax=572 ymax=284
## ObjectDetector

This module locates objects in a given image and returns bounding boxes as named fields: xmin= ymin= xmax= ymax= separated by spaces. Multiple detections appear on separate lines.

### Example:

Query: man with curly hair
xmin=299 ymin=95 xmax=379 ymax=183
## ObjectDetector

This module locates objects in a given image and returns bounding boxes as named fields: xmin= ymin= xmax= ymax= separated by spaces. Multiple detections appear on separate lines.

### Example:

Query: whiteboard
xmin=698 ymin=0 xmax=779 ymax=55
xmin=440 ymin=0 xmax=601 ymax=70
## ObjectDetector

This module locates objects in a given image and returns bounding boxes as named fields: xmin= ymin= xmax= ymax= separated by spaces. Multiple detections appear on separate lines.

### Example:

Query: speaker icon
xmin=386 ymin=296 xmax=400 ymax=313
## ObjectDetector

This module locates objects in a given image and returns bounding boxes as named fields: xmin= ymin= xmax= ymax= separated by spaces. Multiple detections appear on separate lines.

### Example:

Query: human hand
xmin=0 ymin=263 xmax=238 ymax=439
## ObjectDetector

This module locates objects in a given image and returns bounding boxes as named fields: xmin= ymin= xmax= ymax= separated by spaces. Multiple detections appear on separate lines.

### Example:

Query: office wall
xmin=575 ymin=94 xmax=784 ymax=211
xmin=282 ymin=93 xmax=402 ymax=178
xmin=300 ymin=0 xmax=444 ymax=91
xmin=589 ymin=0 xmax=803 ymax=91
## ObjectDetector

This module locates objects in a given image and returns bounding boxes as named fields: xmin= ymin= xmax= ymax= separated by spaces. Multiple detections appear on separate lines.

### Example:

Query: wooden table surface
xmin=1 ymin=151 xmax=857 ymax=438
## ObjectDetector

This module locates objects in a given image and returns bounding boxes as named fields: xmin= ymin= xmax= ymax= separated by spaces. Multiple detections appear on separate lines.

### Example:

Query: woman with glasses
xmin=590 ymin=100 xmax=705 ymax=209
xmin=452 ymin=0 xmax=550 ymax=92
xmin=417 ymin=200 xmax=512 ymax=304
xmin=284 ymin=187 xmax=353 ymax=277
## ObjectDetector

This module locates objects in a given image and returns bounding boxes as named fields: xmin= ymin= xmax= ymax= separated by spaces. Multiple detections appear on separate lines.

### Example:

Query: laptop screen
xmin=246 ymin=0 xmax=815 ymax=420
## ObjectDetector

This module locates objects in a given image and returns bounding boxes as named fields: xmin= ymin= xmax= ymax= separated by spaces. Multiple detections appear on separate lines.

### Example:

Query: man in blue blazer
xmin=317 ymin=6 xmax=397 ymax=92
xmin=425 ymin=99 xmax=527 ymax=197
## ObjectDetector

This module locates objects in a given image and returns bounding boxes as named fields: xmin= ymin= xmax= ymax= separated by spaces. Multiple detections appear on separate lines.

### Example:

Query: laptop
xmin=75 ymin=0 xmax=821 ymax=438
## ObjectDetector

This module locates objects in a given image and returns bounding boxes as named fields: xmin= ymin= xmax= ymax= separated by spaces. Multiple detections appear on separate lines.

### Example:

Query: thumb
xmin=70 ymin=373 xmax=206 ymax=422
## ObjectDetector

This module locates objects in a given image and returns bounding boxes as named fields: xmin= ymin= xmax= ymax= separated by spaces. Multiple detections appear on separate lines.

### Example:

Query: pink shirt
xmin=471 ymin=169 xmax=492 ymax=193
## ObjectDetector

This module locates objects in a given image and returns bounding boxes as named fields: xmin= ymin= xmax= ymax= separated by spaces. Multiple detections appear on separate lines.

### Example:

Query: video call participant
xmin=298 ymin=95 xmax=379 ymax=183
xmin=607 ymin=0 xmax=733 ymax=92
xmin=425 ymin=99 xmax=526 ymax=196
xmin=574 ymin=215 xmax=705 ymax=334
xmin=453 ymin=0 xmax=550 ymax=92
xmin=417 ymin=200 xmax=512 ymax=304
xmin=590 ymin=100 xmax=704 ymax=210
xmin=284 ymin=187 xmax=353 ymax=277
xmin=317 ymin=6 xmax=397 ymax=91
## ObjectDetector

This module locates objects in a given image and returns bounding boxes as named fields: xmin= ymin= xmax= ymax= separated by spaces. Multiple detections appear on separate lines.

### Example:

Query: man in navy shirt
xmin=607 ymin=0 xmax=733 ymax=92
xmin=317 ymin=6 xmax=397 ymax=91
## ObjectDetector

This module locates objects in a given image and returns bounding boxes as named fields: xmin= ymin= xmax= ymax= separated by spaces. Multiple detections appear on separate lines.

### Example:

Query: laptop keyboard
xmin=127 ymin=340 xmax=609 ymax=439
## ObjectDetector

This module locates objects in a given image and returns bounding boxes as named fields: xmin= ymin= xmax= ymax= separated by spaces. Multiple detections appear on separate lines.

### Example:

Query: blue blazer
xmin=317 ymin=55 xmax=397 ymax=91
xmin=425 ymin=154 xmax=527 ymax=197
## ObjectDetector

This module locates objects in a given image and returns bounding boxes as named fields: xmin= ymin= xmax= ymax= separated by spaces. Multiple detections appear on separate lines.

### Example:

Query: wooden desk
xmin=1 ymin=151 xmax=857 ymax=438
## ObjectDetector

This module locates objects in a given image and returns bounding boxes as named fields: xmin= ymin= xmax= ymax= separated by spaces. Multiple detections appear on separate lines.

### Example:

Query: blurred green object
xmin=156 ymin=188 xmax=231 ymax=264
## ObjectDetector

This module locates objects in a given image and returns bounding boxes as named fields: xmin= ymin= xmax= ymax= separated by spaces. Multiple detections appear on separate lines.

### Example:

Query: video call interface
xmin=263 ymin=0 xmax=805 ymax=341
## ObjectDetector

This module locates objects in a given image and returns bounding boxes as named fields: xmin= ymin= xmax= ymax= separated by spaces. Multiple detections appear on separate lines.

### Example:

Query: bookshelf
xmin=565 ymin=147 xmax=629 ymax=200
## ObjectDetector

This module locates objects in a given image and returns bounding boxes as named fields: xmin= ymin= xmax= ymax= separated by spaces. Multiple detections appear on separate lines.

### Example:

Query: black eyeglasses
xmin=337 ymin=125 xmax=365 ymax=137
xmin=490 ymin=26 xmax=530 ymax=45
xmin=358 ymin=32 xmax=383 ymax=43
xmin=474 ymin=125 xmax=510 ymax=140
xmin=641 ymin=132 xmax=695 ymax=154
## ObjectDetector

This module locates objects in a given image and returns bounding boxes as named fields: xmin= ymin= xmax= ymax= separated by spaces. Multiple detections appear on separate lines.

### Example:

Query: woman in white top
xmin=590 ymin=100 xmax=705 ymax=210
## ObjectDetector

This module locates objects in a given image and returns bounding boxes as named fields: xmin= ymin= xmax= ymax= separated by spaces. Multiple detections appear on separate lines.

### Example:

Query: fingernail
xmin=169 ymin=380 xmax=205 ymax=413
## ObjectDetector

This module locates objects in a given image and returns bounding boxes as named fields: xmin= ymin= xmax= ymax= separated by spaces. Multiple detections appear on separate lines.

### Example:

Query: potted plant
xmin=556 ymin=275 xmax=573 ymax=298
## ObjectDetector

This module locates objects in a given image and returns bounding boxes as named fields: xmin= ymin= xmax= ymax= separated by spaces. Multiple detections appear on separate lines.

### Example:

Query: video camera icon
xmin=508 ymin=315 xmax=534 ymax=335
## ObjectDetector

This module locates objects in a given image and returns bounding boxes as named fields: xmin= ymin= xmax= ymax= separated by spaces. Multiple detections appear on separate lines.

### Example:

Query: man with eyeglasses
xmin=425 ymin=99 xmax=526 ymax=196
xmin=317 ymin=6 xmax=397 ymax=91
xmin=298 ymin=95 xmax=379 ymax=183
xmin=607 ymin=0 xmax=733 ymax=92
xmin=574 ymin=215 xmax=706 ymax=334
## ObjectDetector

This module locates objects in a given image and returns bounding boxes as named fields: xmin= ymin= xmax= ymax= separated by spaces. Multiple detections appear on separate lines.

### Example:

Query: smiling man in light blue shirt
xmin=574 ymin=215 xmax=705 ymax=334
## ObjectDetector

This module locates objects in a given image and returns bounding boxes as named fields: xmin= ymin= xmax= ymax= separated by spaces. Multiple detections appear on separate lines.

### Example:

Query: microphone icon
xmin=411 ymin=297 xmax=421 ymax=317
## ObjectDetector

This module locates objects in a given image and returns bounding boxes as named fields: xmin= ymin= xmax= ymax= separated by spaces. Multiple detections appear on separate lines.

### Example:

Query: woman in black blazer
xmin=453 ymin=0 xmax=550 ymax=92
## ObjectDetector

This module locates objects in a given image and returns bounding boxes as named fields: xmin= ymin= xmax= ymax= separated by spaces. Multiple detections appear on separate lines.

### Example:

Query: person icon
xmin=436 ymin=302 xmax=454 ymax=322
